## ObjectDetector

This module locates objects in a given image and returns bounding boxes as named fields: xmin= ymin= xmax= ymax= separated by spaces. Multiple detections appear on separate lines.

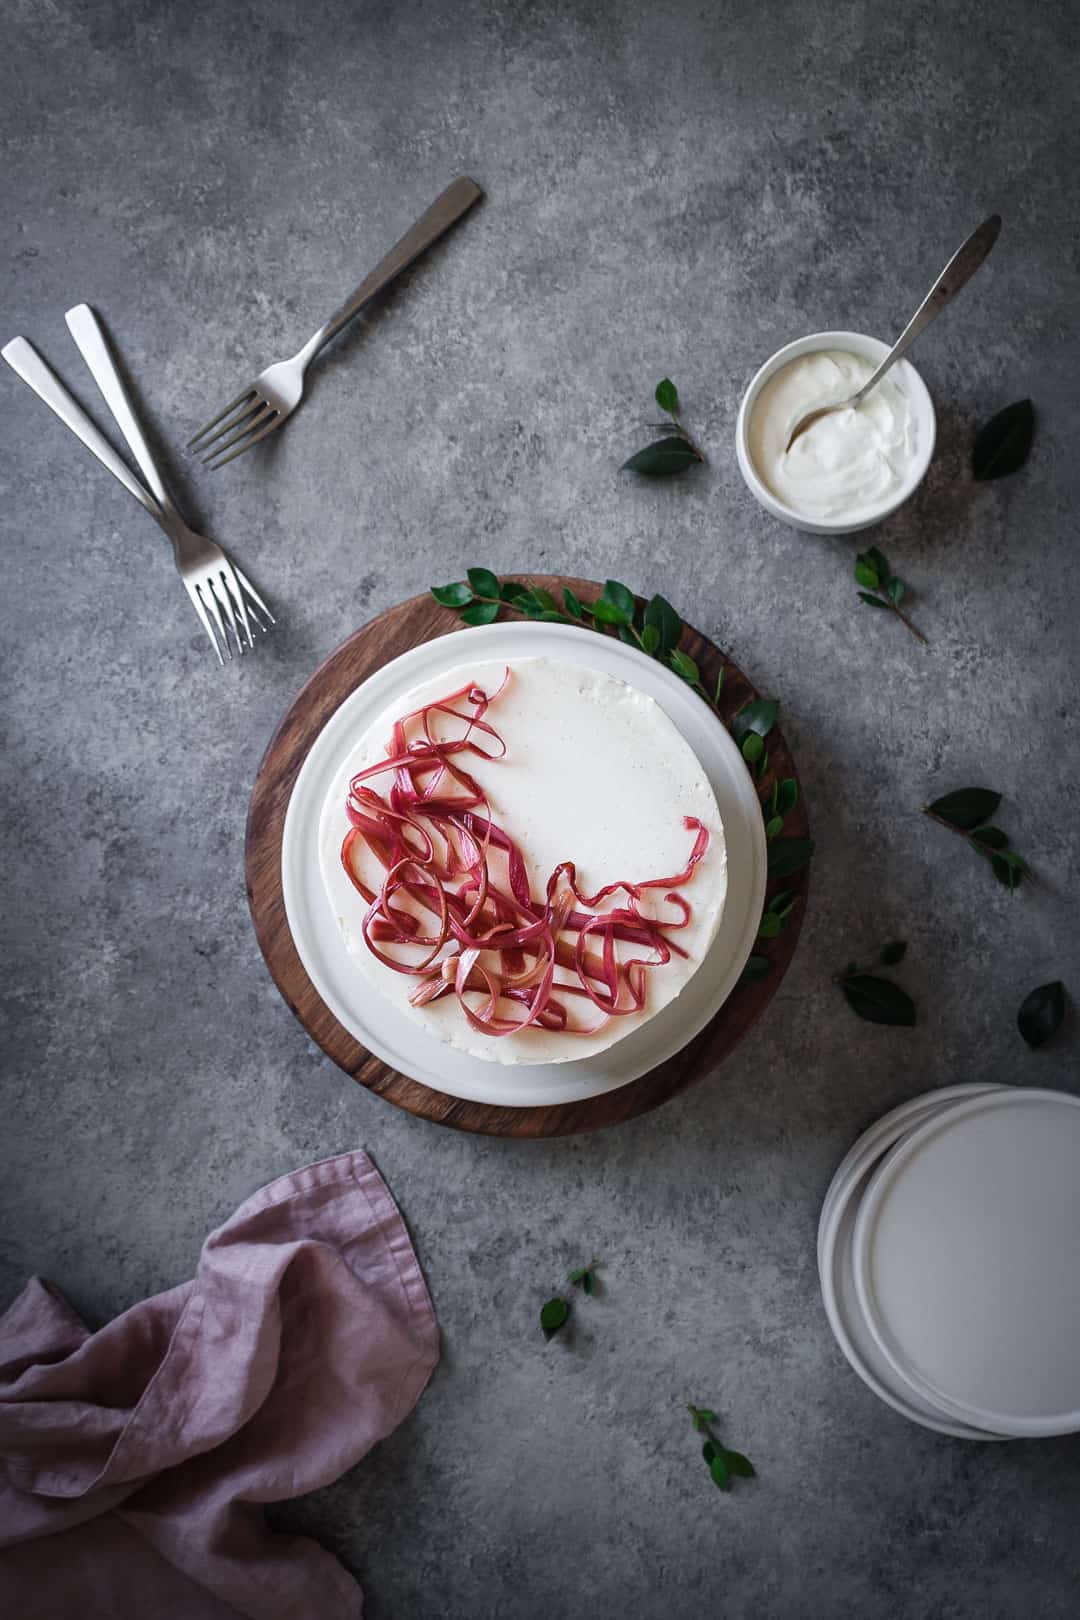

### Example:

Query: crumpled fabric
xmin=0 ymin=1150 xmax=439 ymax=1619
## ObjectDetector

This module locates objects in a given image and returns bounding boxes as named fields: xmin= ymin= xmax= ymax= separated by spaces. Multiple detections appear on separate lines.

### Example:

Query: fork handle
xmin=2 ymin=336 xmax=164 ymax=523
xmin=300 ymin=176 xmax=483 ymax=361
xmin=65 ymin=303 xmax=181 ymax=523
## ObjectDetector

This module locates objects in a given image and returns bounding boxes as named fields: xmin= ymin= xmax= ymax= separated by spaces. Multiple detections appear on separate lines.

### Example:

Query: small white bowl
xmin=735 ymin=330 xmax=936 ymax=536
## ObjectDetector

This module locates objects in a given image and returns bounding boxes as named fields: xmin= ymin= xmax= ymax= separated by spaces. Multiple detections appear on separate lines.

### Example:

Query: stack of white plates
xmin=819 ymin=1085 xmax=1080 ymax=1440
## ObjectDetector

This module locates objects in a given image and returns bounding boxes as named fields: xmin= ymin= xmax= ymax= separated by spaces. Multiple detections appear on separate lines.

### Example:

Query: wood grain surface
xmin=245 ymin=578 xmax=810 ymax=1136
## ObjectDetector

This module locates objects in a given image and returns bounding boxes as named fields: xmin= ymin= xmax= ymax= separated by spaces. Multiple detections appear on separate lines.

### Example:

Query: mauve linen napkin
xmin=0 ymin=1150 xmax=439 ymax=1619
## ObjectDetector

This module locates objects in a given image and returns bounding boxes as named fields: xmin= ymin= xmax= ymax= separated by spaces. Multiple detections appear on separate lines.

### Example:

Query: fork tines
xmin=188 ymin=391 xmax=281 ymax=470
xmin=187 ymin=564 xmax=275 ymax=666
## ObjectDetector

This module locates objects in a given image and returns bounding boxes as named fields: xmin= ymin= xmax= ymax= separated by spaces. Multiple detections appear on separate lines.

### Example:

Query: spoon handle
xmin=853 ymin=214 xmax=1002 ymax=404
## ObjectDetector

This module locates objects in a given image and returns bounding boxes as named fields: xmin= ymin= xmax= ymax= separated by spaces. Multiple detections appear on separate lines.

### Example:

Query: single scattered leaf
xmin=582 ymin=1272 xmax=594 ymax=1296
xmin=864 ymin=547 xmax=891 ymax=582
xmin=1017 ymin=980 xmax=1066 ymax=1049
xmin=540 ymin=1297 xmax=570 ymax=1338
xmin=732 ymin=698 xmax=779 ymax=743
xmin=669 ymin=648 xmax=700 ymax=684
xmin=739 ymin=955 xmax=772 ymax=983
xmin=655 ymin=378 xmax=679 ymax=414
xmin=702 ymin=1439 xmax=717 ymax=1464
xmin=723 ymin=1449 xmax=755 ymax=1479
xmin=765 ymin=815 xmax=784 ymax=840
xmin=926 ymin=787 xmax=1002 ymax=831
xmin=431 ymin=581 xmax=473 ymax=608
xmin=767 ymin=838 xmax=814 ymax=877
xmin=758 ymin=911 xmax=782 ymax=940
xmin=742 ymin=733 xmax=765 ymax=764
xmin=622 ymin=436 xmax=702 ymax=475
xmin=854 ymin=558 xmax=880 ymax=590
xmin=641 ymin=624 xmax=661 ymax=653
xmin=880 ymin=941 xmax=908 ymax=965
xmin=887 ymin=577 xmax=906 ymax=604
xmin=992 ymin=851 xmax=1026 ymax=889
xmin=644 ymin=593 xmax=683 ymax=654
xmin=460 ymin=600 xmax=500 ymax=626
xmin=972 ymin=825 xmax=1009 ymax=851
xmin=563 ymin=586 xmax=585 ymax=620
xmin=778 ymin=778 xmax=798 ymax=815
xmin=857 ymin=591 xmax=891 ymax=609
xmin=840 ymin=973 xmax=916 ymax=1027
xmin=973 ymin=399 xmax=1035 ymax=481
xmin=710 ymin=1454 xmax=730 ymax=1490
xmin=466 ymin=566 xmax=499 ymax=599
xmin=593 ymin=597 xmax=632 ymax=626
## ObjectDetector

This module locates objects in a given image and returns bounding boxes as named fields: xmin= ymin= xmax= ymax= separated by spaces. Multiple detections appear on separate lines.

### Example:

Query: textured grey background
xmin=2 ymin=1 xmax=1079 ymax=1615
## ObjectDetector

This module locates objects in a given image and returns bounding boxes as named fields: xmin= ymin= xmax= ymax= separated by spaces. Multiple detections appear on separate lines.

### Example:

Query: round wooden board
xmin=245 ymin=578 xmax=810 ymax=1136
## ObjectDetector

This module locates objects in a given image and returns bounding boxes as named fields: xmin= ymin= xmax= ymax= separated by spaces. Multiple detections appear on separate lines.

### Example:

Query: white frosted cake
xmin=318 ymin=656 xmax=726 ymax=1065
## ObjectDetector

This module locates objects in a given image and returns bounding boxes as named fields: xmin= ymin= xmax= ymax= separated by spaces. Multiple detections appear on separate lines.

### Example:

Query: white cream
xmin=749 ymin=349 xmax=918 ymax=520
xmin=318 ymin=657 xmax=727 ymax=1065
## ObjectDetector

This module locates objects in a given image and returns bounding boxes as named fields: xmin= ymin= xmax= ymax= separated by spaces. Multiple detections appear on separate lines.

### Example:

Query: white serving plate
xmin=818 ymin=1086 xmax=1007 ymax=1441
xmin=281 ymin=621 xmax=768 ymax=1108
xmin=853 ymin=1088 xmax=1080 ymax=1438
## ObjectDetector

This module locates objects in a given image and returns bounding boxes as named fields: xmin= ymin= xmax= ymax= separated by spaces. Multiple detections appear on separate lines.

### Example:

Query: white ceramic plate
xmin=853 ymin=1088 xmax=1080 ymax=1438
xmin=281 ymin=621 xmax=768 ymax=1108
xmin=818 ymin=1087 xmax=1007 ymax=1441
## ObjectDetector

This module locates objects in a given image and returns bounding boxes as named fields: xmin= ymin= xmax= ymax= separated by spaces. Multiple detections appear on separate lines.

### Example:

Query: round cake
xmin=318 ymin=656 xmax=727 ymax=1064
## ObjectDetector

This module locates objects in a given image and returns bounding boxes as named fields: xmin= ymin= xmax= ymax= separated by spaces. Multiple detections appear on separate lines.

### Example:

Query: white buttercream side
xmin=317 ymin=657 xmax=727 ymax=1065
xmin=749 ymin=349 xmax=918 ymax=520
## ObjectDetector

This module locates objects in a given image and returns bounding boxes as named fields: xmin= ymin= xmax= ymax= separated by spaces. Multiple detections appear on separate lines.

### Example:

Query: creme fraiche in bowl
xmin=735 ymin=331 xmax=936 ymax=535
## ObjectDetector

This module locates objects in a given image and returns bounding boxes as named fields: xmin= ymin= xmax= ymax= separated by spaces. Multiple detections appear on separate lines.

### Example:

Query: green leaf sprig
xmin=1017 ymin=980 xmax=1066 ymax=1049
xmin=973 ymin=399 xmax=1035 ymax=481
xmin=540 ymin=1260 xmax=600 ymax=1340
xmin=687 ymin=1404 xmax=755 ymax=1493
xmin=854 ymin=547 xmax=927 ymax=644
xmin=622 ymin=379 xmax=705 ymax=476
xmin=923 ymin=788 xmax=1032 ymax=891
xmin=835 ymin=942 xmax=916 ymax=1026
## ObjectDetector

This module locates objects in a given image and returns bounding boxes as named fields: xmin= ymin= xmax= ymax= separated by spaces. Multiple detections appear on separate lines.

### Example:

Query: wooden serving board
xmin=245 ymin=578 xmax=809 ymax=1136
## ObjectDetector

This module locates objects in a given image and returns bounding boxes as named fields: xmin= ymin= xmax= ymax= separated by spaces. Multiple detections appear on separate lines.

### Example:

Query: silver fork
xmin=3 ymin=315 xmax=273 ymax=665
xmin=189 ymin=175 xmax=482 ymax=471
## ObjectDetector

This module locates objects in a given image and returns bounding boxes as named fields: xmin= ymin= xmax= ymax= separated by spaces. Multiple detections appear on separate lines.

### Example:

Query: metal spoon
xmin=785 ymin=214 xmax=1001 ymax=451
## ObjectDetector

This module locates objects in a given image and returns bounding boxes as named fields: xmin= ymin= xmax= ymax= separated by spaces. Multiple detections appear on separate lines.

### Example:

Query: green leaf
xmin=567 ymin=1268 xmax=586 ymax=1284
xmin=756 ymin=748 xmax=769 ymax=781
xmin=742 ymin=732 xmax=765 ymax=765
xmin=1017 ymin=980 xmax=1066 ymax=1049
xmin=863 ymin=547 xmax=890 ymax=582
xmin=540 ymin=1297 xmax=569 ymax=1338
xmin=593 ymin=597 xmax=632 ymax=626
xmin=466 ymin=566 xmax=499 ymax=599
xmin=539 ymin=610 xmax=569 ymax=622
xmin=582 ymin=1272 xmax=594 ymax=1296
xmin=731 ymin=699 xmax=779 ymax=743
xmin=501 ymin=580 xmax=532 ymax=606
xmin=617 ymin=625 xmax=639 ymax=646
xmin=840 ymin=974 xmax=917 ymax=1027
xmin=758 ymin=911 xmax=782 ymax=940
xmin=778 ymin=778 xmax=798 ymax=815
xmin=641 ymin=623 xmax=661 ymax=654
xmin=887 ymin=576 xmax=906 ymax=605
xmin=702 ymin=1439 xmax=717 ymax=1464
xmin=655 ymin=378 xmax=679 ymax=414
xmin=669 ymin=648 xmax=700 ymax=684
xmin=926 ymin=787 xmax=1002 ymax=831
xmin=768 ymin=889 xmax=795 ymax=916
xmin=739 ymin=955 xmax=772 ymax=984
xmin=601 ymin=580 xmax=636 ymax=620
xmin=530 ymin=587 xmax=559 ymax=613
xmin=714 ymin=669 xmax=725 ymax=704
xmin=857 ymin=591 xmax=891 ymax=609
xmin=880 ymin=941 xmax=907 ymax=965
xmin=710 ymin=1454 xmax=730 ymax=1490
xmin=765 ymin=815 xmax=784 ymax=840
xmin=563 ymin=586 xmax=585 ymax=620
xmin=973 ymin=399 xmax=1035 ymax=481
xmin=854 ymin=558 xmax=880 ymax=590
xmin=695 ymin=1408 xmax=718 ymax=1423
xmin=460 ymin=600 xmax=500 ymax=626
xmin=767 ymin=838 xmax=814 ymax=877
xmin=992 ymin=851 xmax=1027 ymax=889
xmin=971 ymin=825 xmax=1009 ymax=851
xmin=622 ymin=436 xmax=702 ymax=475
xmin=431 ymin=581 xmax=473 ymax=608
xmin=643 ymin=593 xmax=683 ymax=654
xmin=723 ymin=1449 xmax=755 ymax=1479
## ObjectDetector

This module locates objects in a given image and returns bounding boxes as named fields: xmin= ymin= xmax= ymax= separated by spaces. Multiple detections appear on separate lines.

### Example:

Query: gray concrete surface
xmin=3 ymin=2 xmax=1079 ymax=1615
